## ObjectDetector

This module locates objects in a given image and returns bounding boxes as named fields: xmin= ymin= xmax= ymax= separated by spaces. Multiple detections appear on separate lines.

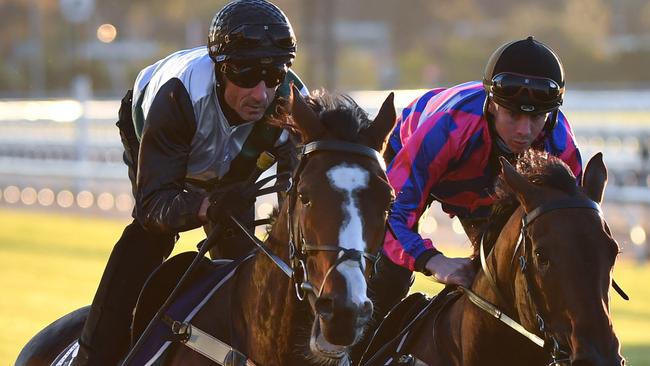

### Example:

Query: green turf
xmin=1 ymin=208 xmax=649 ymax=364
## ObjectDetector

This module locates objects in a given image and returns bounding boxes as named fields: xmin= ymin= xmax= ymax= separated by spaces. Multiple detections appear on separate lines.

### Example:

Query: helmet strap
xmin=214 ymin=64 xmax=223 ymax=89
xmin=214 ymin=64 xmax=247 ymax=127
xmin=545 ymin=110 xmax=558 ymax=132
xmin=485 ymin=97 xmax=515 ymax=157
xmin=483 ymin=95 xmax=490 ymax=118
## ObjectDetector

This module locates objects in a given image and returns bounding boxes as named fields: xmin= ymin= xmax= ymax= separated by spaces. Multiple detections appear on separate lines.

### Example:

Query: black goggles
xmin=221 ymin=62 xmax=288 ymax=88
xmin=225 ymin=24 xmax=296 ymax=51
xmin=490 ymin=72 xmax=563 ymax=105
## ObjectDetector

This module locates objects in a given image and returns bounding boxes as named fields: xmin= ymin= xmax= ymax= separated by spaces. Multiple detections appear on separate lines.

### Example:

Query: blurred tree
xmin=2 ymin=0 xmax=650 ymax=96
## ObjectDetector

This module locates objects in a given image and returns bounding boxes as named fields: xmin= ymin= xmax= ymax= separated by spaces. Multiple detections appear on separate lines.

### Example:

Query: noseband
xmin=288 ymin=140 xmax=383 ymax=301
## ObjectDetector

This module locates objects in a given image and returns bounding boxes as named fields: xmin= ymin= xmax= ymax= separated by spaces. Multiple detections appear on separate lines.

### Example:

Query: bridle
xmin=233 ymin=140 xmax=385 ymax=302
xmin=518 ymin=198 xmax=603 ymax=365
xmin=287 ymin=140 xmax=384 ymax=301
xmin=471 ymin=197 xmax=604 ymax=366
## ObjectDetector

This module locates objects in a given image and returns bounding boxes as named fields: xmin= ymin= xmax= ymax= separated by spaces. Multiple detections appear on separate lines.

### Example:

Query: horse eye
xmin=535 ymin=248 xmax=549 ymax=266
xmin=299 ymin=193 xmax=311 ymax=206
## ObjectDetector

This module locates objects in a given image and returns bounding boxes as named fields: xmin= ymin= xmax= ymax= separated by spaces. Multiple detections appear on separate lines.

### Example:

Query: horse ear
xmin=500 ymin=156 xmax=540 ymax=211
xmin=290 ymin=85 xmax=324 ymax=142
xmin=581 ymin=152 xmax=607 ymax=204
xmin=362 ymin=92 xmax=396 ymax=152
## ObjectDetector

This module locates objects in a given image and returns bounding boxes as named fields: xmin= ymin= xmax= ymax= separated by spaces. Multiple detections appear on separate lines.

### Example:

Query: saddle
xmin=124 ymin=251 xmax=253 ymax=365
xmin=131 ymin=251 xmax=228 ymax=342
xmin=360 ymin=286 xmax=463 ymax=366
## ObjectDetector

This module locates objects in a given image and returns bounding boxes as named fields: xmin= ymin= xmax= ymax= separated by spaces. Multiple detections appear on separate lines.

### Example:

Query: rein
xmin=467 ymin=198 xmax=602 ymax=366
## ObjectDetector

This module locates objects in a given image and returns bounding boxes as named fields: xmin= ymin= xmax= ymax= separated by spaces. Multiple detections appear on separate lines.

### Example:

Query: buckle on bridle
xmin=547 ymin=337 xmax=571 ymax=366
xmin=171 ymin=320 xmax=191 ymax=343
xmin=293 ymin=259 xmax=311 ymax=301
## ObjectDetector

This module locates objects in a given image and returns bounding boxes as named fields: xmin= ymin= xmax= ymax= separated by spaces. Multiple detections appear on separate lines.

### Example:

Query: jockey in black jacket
xmin=72 ymin=1 xmax=307 ymax=364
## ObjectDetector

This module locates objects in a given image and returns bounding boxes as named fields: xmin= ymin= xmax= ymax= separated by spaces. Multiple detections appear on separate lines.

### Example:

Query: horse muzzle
xmin=569 ymin=340 xmax=626 ymax=366
xmin=570 ymin=353 xmax=625 ymax=366
xmin=315 ymin=293 xmax=373 ymax=346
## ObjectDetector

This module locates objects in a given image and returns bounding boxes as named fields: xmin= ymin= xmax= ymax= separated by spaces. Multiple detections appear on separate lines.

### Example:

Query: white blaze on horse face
xmin=326 ymin=163 xmax=370 ymax=306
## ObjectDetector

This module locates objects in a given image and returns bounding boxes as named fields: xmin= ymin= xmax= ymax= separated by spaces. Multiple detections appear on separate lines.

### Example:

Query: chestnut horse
xmin=17 ymin=89 xmax=397 ymax=366
xmin=364 ymin=151 xmax=625 ymax=366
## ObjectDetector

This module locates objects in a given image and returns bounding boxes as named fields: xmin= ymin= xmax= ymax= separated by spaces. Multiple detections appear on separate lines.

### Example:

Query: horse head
xmin=273 ymin=88 xmax=396 ymax=361
xmin=497 ymin=151 xmax=624 ymax=366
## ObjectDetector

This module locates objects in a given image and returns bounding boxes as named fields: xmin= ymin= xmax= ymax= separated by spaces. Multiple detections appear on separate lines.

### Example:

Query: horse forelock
xmin=306 ymin=91 xmax=371 ymax=142
xmin=480 ymin=150 xmax=580 ymax=254
xmin=266 ymin=91 xmax=379 ymax=239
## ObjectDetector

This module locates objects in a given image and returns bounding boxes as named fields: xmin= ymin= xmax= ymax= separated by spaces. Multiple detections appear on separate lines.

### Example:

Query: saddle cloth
xmin=50 ymin=252 xmax=253 ymax=366
xmin=125 ymin=253 xmax=253 ymax=365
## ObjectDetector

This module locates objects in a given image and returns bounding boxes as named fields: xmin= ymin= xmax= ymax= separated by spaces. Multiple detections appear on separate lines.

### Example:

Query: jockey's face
xmin=223 ymin=77 xmax=277 ymax=123
xmin=489 ymin=100 xmax=549 ymax=153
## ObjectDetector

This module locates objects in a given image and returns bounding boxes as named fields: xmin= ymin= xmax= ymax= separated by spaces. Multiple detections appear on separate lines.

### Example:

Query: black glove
xmin=206 ymin=181 xmax=256 ymax=224
xmin=274 ymin=139 xmax=299 ymax=170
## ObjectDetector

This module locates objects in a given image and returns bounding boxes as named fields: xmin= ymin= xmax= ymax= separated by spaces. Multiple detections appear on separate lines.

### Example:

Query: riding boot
xmin=72 ymin=220 xmax=175 ymax=366
xmin=350 ymin=253 xmax=413 ymax=365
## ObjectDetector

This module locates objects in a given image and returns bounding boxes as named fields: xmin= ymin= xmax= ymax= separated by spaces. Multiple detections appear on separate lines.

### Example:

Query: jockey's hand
xmin=425 ymin=254 xmax=476 ymax=288
xmin=203 ymin=182 xmax=255 ymax=224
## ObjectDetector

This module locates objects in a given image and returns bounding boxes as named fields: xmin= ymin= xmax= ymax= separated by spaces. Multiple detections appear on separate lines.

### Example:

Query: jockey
xmin=72 ymin=1 xmax=307 ymax=365
xmin=353 ymin=36 xmax=582 ymax=361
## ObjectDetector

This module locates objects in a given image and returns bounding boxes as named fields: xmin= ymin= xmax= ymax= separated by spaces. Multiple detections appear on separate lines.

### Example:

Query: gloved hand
xmin=425 ymin=254 xmax=476 ymax=288
xmin=206 ymin=181 xmax=256 ymax=224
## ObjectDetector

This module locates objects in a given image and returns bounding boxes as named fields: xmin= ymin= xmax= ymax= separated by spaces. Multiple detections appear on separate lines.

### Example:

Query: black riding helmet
xmin=207 ymin=0 xmax=296 ymax=65
xmin=483 ymin=36 xmax=565 ymax=130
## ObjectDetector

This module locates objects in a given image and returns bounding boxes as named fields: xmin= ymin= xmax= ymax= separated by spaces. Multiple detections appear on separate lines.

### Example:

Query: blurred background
xmin=1 ymin=0 xmax=649 ymax=364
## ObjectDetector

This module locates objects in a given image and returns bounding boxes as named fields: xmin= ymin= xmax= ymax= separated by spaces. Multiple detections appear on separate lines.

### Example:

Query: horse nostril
xmin=360 ymin=300 xmax=373 ymax=319
xmin=315 ymin=297 xmax=334 ymax=320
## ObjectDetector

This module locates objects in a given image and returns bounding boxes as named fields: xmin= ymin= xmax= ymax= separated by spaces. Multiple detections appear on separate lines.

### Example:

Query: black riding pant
xmin=72 ymin=220 xmax=175 ymax=366
xmin=73 ymin=88 xmax=256 ymax=365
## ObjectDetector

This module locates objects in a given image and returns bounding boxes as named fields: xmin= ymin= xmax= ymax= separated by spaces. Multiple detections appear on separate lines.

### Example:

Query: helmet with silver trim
xmin=483 ymin=36 xmax=565 ymax=125
xmin=207 ymin=0 xmax=296 ymax=64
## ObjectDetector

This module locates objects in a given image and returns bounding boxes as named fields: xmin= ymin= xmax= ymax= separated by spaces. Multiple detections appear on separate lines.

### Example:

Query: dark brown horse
xmin=162 ymin=91 xmax=397 ymax=365
xmin=17 ymin=89 xmax=397 ymax=366
xmin=371 ymin=151 xmax=625 ymax=366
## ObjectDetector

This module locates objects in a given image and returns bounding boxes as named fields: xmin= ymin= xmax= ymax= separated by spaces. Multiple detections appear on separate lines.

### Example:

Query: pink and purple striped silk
xmin=383 ymin=81 xmax=582 ymax=271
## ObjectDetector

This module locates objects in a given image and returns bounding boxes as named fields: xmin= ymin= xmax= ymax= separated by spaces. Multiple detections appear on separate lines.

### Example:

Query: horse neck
xmin=248 ymin=203 xmax=295 ymax=304
xmin=238 ymin=203 xmax=313 ymax=363
xmin=457 ymin=207 xmax=546 ymax=365
xmin=478 ymin=207 xmax=525 ymax=305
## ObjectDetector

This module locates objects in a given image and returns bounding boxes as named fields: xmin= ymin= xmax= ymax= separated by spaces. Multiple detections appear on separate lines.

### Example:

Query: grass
xmin=1 ymin=208 xmax=649 ymax=365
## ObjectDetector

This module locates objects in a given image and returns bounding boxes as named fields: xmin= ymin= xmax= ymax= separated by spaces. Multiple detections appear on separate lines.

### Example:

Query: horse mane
xmin=480 ymin=149 xmax=579 ymax=254
xmin=265 ymin=90 xmax=371 ymax=235
xmin=305 ymin=89 xmax=372 ymax=142
xmin=268 ymin=89 xmax=371 ymax=143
